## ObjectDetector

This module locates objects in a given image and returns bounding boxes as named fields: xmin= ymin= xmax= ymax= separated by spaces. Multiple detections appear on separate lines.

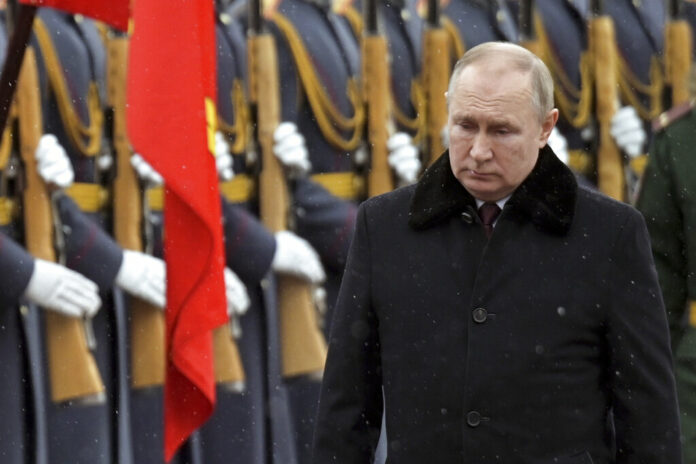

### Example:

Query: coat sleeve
xmin=56 ymin=195 xmax=123 ymax=290
xmin=0 ymin=232 xmax=35 ymax=307
xmin=221 ymin=198 xmax=276 ymax=285
xmin=635 ymin=133 xmax=688 ymax=338
xmin=293 ymin=177 xmax=357 ymax=273
xmin=604 ymin=208 xmax=682 ymax=463
xmin=311 ymin=203 xmax=382 ymax=463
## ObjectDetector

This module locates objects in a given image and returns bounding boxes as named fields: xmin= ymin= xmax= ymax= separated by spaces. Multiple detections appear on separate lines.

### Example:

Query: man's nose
xmin=469 ymin=133 xmax=493 ymax=162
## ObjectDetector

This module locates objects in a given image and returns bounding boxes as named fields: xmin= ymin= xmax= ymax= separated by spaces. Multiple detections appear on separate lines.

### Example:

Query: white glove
xmin=215 ymin=132 xmax=235 ymax=182
xmin=130 ymin=153 xmax=163 ymax=187
xmin=271 ymin=230 xmax=325 ymax=284
xmin=115 ymin=250 xmax=166 ymax=308
xmin=546 ymin=127 xmax=569 ymax=165
xmin=273 ymin=122 xmax=311 ymax=176
xmin=387 ymin=132 xmax=421 ymax=185
xmin=35 ymin=134 xmax=74 ymax=189
xmin=23 ymin=259 xmax=101 ymax=318
xmin=223 ymin=267 xmax=250 ymax=317
xmin=610 ymin=106 xmax=646 ymax=158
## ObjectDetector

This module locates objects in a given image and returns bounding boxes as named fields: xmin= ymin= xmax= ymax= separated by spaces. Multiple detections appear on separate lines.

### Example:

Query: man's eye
xmin=496 ymin=128 xmax=510 ymax=135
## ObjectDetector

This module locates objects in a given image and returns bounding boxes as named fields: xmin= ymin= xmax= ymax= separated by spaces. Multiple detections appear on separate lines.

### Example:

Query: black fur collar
xmin=408 ymin=145 xmax=578 ymax=235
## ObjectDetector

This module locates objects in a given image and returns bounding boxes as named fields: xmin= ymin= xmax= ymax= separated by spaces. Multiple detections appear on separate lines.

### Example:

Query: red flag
xmin=126 ymin=0 xmax=226 ymax=460
xmin=19 ymin=0 xmax=130 ymax=31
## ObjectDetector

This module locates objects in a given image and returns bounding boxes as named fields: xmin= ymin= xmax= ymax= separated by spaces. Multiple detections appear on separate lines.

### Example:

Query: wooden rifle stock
xmin=665 ymin=13 xmax=692 ymax=106
xmin=589 ymin=14 xmax=624 ymax=201
xmin=362 ymin=16 xmax=393 ymax=197
xmin=18 ymin=47 xmax=105 ymax=402
xmin=248 ymin=30 xmax=327 ymax=377
xmin=106 ymin=35 xmax=167 ymax=389
xmin=422 ymin=11 xmax=449 ymax=166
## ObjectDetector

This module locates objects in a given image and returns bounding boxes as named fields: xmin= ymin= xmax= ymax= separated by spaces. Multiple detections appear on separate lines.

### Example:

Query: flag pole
xmin=0 ymin=3 xmax=37 ymax=135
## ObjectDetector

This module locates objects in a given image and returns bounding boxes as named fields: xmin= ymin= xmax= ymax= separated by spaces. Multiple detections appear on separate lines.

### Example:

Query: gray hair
xmin=446 ymin=42 xmax=554 ymax=122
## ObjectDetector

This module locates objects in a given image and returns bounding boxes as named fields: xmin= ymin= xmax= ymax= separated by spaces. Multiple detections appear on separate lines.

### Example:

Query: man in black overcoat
xmin=312 ymin=41 xmax=681 ymax=463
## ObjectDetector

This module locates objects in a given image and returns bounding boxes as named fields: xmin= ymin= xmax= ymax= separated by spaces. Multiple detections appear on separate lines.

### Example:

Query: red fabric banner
xmin=126 ymin=0 xmax=226 ymax=461
xmin=19 ymin=0 xmax=130 ymax=31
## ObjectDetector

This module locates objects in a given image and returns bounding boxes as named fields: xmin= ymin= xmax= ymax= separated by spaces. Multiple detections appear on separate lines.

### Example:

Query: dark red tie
xmin=478 ymin=202 xmax=501 ymax=239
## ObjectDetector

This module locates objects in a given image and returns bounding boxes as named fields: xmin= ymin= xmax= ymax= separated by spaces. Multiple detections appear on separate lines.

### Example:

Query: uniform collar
xmin=408 ymin=145 xmax=578 ymax=235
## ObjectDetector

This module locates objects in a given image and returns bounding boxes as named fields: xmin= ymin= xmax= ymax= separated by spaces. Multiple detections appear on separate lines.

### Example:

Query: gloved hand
xmin=546 ymin=127 xmax=569 ymax=165
xmin=130 ymin=153 xmax=164 ymax=187
xmin=215 ymin=132 xmax=235 ymax=182
xmin=115 ymin=250 xmax=166 ymax=308
xmin=387 ymin=132 xmax=421 ymax=185
xmin=35 ymin=134 xmax=74 ymax=189
xmin=223 ymin=267 xmax=250 ymax=317
xmin=273 ymin=122 xmax=311 ymax=176
xmin=610 ymin=106 xmax=646 ymax=158
xmin=271 ymin=230 xmax=325 ymax=284
xmin=23 ymin=258 xmax=101 ymax=318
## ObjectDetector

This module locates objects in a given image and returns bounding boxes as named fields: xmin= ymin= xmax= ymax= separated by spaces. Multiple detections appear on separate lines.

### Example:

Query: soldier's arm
xmin=293 ymin=177 xmax=357 ymax=273
xmin=54 ymin=194 xmax=124 ymax=290
xmin=0 ymin=231 xmax=35 ymax=307
xmin=221 ymin=198 xmax=276 ymax=285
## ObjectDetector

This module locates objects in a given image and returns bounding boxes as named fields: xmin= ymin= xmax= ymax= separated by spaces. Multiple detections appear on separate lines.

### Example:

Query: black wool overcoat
xmin=312 ymin=147 xmax=681 ymax=464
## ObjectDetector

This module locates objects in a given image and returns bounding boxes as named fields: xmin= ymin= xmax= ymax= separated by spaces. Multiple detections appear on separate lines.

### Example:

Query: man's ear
xmin=539 ymin=108 xmax=559 ymax=148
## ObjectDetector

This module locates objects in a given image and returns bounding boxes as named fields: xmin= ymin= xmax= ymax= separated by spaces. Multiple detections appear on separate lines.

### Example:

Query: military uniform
xmin=531 ymin=0 xmax=596 ymax=180
xmin=269 ymin=1 xmax=361 ymax=460
xmin=605 ymin=0 xmax=664 ymax=182
xmin=636 ymin=100 xmax=696 ymax=464
xmin=195 ymin=11 xmax=281 ymax=464
xmin=33 ymin=8 xmax=133 ymax=464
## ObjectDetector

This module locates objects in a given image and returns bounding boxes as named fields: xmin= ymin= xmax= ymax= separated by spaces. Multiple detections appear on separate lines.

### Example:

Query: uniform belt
xmin=147 ymin=186 xmax=164 ymax=212
xmin=65 ymin=183 xmax=110 ymax=213
xmin=689 ymin=301 xmax=696 ymax=328
xmin=0 ymin=196 xmax=17 ymax=226
xmin=219 ymin=175 xmax=255 ymax=203
xmin=567 ymin=149 xmax=594 ymax=176
xmin=146 ymin=175 xmax=257 ymax=213
xmin=310 ymin=172 xmax=363 ymax=201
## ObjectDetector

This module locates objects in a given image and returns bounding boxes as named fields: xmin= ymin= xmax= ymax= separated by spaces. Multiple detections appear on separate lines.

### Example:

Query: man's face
xmin=447 ymin=62 xmax=557 ymax=201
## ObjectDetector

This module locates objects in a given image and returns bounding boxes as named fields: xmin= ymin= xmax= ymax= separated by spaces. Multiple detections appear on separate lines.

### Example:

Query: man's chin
xmin=461 ymin=179 xmax=507 ymax=202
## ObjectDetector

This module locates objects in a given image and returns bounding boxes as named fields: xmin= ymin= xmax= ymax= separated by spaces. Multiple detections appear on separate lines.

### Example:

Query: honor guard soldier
xmin=32 ymin=8 xmax=167 ymax=464
xmin=604 ymin=0 xmax=664 ymax=194
xmin=201 ymin=7 xmax=324 ymax=463
xmin=267 ymin=0 xmax=364 ymax=460
xmin=337 ymin=0 xmax=425 ymax=183
xmin=521 ymin=0 xmax=647 ymax=201
xmin=637 ymin=99 xmax=696 ymax=464
xmin=0 ymin=14 xmax=102 ymax=464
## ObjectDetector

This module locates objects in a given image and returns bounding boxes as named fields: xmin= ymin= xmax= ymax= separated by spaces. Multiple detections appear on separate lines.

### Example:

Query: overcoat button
xmin=466 ymin=410 xmax=481 ymax=427
xmin=472 ymin=307 xmax=487 ymax=323
xmin=461 ymin=211 xmax=474 ymax=224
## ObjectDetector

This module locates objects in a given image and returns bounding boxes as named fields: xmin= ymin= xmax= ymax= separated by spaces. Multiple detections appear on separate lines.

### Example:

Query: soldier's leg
xmin=198 ymin=288 xmax=268 ymax=463
xmin=0 ymin=304 xmax=28 ymax=463
xmin=42 ymin=306 xmax=111 ymax=464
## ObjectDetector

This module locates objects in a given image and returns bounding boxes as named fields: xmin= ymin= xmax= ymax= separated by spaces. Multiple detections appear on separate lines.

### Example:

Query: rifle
xmin=18 ymin=45 xmax=105 ymax=402
xmin=0 ymin=3 xmax=105 ymax=403
xmin=664 ymin=0 xmax=692 ymax=107
xmin=362 ymin=0 xmax=393 ymax=196
xmin=518 ymin=0 xmax=541 ymax=57
xmin=422 ymin=0 xmax=449 ymax=166
xmin=247 ymin=0 xmax=327 ymax=377
xmin=589 ymin=0 xmax=624 ymax=201
xmin=106 ymin=30 xmax=167 ymax=389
